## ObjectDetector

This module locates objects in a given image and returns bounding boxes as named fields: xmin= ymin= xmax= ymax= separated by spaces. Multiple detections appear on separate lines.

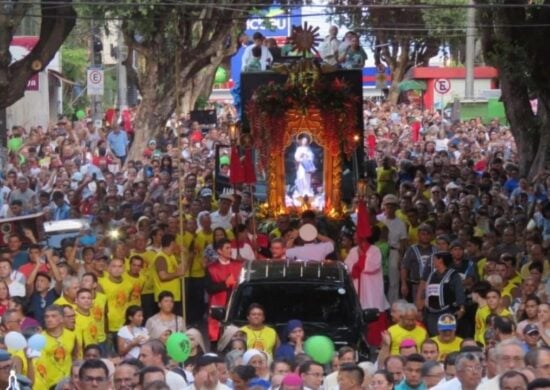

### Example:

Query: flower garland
xmin=246 ymin=77 xmax=361 ymax=164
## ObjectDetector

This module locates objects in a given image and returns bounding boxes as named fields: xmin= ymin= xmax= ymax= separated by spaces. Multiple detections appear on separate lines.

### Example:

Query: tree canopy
xmin=332 ymin=0 xmax=466 ymax=102
xmin=0 ymin=0 xmax=76 ymax=108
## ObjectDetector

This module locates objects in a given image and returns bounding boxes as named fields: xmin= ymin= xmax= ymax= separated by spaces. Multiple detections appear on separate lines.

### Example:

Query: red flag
xmin=242 ymin=149 xmax=257 ymax=184
xmin=229 ymin=146 xmax=244 ymax=184
xmin=356 ymin=199 xmax=372 ymax=239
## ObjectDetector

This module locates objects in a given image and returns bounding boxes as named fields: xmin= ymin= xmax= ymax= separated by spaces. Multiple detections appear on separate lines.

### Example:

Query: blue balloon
xmin=28 ymin=334 xmax=46 ymax=351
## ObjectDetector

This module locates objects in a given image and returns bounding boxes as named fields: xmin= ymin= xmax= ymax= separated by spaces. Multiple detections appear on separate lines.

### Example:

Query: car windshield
xmin=232 ymin=283 xmax=355 ymax=326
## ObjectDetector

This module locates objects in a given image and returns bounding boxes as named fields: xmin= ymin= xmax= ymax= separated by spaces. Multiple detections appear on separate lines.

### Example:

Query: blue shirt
xmin=53 ymin=203 xmax=71 ymax=221
xmin=29 ymin=289 xmax=59 ymax=326
xmin=12 ymin=251 xmax=29 ymax=270
xmin=107 ymin=130 xmax=128 ymax=157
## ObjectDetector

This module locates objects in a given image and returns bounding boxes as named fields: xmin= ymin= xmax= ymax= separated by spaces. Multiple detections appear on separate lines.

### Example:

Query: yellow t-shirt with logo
xmin=152 ymin=251 xmax=182 ymax=301
xmin=54 ymin=295 xmax=77 ymax=310
xmin=8 ymin=348 xmax=27 ymax=377
xmin=475 ymin=304 xmax=490 ymax=346
xmin=128 ymin=249 xmax=158 ymax=295
xmin=33 ymin=330 xmax=76 ymax=389
xmin=125 ymin=272 xmax=146 ymax=307
xmin=388 ymin=324 xmax=428 ymax=356
xmin=92 ymin=292 xmax=107 ymax=342
xmin=241 ymin=325 xmax=278 ymax=357
xmin=431 ymin=335 xmax=463 ymax=362
xmin=187 ymin=231 xmax=213 ymax=278
xmin=99 ymin=277 xmax=133 ymax=332
xmin=75 ymin=310 xmax=100 ymax=355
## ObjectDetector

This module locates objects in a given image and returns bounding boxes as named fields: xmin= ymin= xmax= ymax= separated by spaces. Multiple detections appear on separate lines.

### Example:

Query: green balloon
xmin=304 ymin=335 xmax=335 ymax=364
xmin=166 ymin=332 xmax=191 ymax=363
xmin=76 ymin=110 xmax=86 ymax=120
xmin=219 ymin=155 xmax=230 ymax=165
xmin=215 ymin=67 xmax=228 ymax=84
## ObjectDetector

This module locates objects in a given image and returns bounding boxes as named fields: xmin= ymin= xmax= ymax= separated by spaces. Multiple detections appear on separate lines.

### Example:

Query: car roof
xmin=43 ymin=218 xmax=90 ymax=234
xmin=239 ymin=260 xmax=347 ymax=283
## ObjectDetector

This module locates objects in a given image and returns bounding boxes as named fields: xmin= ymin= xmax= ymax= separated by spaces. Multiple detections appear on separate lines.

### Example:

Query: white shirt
xmin=231 ymin=243 xmax=255 ymax=261
xmin=185 ymin=382 xmax=231 ymax=390
xmin=166 ymin=370 xmax=189 ymax=390
xmin=241 ymin=44 xmax=273 ymax=71
xmin=7 ymin=281 xmax=25 ymax=297
xmin=476 ymin=376 xmax=498 ymax=390
xmin=377 ymin=215 xmax=408 ymax=248
xmin=320 ymin=36 xmax=341 ymax=65
xmin=286 ymin=241 xmax=334 ymax=261
xmin=116 ymin=325 xmax=149 ymax=358
xmin=210 ymin=210 xmax=233 ymax=230
xmin=431 ymin=378 xmax=461 ymax=390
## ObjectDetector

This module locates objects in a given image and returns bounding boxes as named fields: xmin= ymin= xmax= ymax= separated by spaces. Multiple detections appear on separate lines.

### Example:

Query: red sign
xmin=26 ymin=73 xmax=39 ymax=91
xmin=434 ymin=78 xmax=451 ymax=94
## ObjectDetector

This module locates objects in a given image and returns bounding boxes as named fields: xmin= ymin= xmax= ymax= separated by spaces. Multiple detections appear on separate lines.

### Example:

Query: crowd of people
xmin=1 ymin=36 xmax=550 ymax=388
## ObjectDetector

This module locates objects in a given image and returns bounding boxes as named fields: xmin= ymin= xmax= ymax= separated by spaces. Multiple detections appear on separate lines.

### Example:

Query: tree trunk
xmin=387 ymin=43 xmax=410 ymax=105
xmin=179 ymin=65 xmax=218 ymax=116
xmin=0 ymin=0 xmax=76 ymax=108
xmin=125 ymin=27 xmax=237 ymax=162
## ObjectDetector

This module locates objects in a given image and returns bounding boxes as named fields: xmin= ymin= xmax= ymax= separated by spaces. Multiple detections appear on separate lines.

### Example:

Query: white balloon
xmin=5 ymin=332 xmax=27 ymax=351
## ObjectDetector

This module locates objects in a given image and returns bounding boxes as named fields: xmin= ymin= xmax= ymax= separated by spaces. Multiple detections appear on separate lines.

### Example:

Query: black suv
xmin=212 ymin=260 xmax=378 ymax=358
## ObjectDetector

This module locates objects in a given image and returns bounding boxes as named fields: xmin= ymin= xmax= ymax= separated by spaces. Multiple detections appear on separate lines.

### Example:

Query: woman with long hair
xmin=117 ymin=305 xmax=149 ymax=358
xmin=184 ymin=328 xmax=206 ymax=370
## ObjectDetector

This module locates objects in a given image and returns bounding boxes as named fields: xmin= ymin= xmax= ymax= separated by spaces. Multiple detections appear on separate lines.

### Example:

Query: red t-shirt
xmin=19 ymin=263 xmax=49 ymax=279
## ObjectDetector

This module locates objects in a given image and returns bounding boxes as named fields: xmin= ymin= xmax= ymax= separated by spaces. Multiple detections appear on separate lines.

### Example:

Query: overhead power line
xmin=3 ymin=1 xmax=550 ymax=9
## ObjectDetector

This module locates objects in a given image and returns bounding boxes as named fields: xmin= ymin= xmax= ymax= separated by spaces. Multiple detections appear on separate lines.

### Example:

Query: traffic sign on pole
xmin=434 ymin=78 xmax=451 ymax=94
xmin=87 ymin=68 xmax=104 ymax=96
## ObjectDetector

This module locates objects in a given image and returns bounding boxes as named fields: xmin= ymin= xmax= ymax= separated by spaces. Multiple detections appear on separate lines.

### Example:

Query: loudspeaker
xmin=190 ymin=110 xmax=217 ymax=126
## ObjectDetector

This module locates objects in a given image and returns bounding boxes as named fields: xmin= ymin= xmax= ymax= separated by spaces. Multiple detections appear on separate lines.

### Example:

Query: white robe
xmin=294 ymin=144 xmax=315 ymax=196
xmin=345 ymin=245 xmax=390 ymax=311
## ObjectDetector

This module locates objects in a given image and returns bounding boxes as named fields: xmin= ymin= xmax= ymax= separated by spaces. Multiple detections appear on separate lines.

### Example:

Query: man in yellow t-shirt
xmin=153 ymin=234 xmax=185 ymax=316
xmin=81 ymin=272 xmax=107 ymax=352
xmin=74 ymin=288 xmax=100 ymax=355
xmin=431 ymin=314 xmax=463 ymax=362
xmin=98 ymin=258 xmax=133 ymax=340
xmin=54 ymin=275 xmax=79 ymax=310
xmin=387 ymin=304 xmax=427 ymax=356
xmin=186 ymin=215 xmax=213 ymax=325
xmin=240 ymin=303 xmax=279 ymax=357
xmin=125 ymin=255 xmax=146 ymax=307
xmin=129 ymin=232 xmax=158 ymax=320
xmin=33 ymin=305 xmax=77 ymax=389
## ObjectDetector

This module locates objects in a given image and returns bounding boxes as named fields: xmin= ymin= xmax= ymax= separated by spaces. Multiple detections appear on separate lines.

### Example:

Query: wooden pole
xmin=175 ymin=22 xmax=187 ymax=324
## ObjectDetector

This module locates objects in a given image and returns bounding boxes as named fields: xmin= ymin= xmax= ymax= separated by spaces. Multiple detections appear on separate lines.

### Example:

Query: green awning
xmin=399 ymin=79 xmax=427 ymax=91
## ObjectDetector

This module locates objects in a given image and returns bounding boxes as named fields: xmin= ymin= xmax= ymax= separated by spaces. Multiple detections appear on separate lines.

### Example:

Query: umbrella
xmin=398 ymin=79 xmax=427 ymax=91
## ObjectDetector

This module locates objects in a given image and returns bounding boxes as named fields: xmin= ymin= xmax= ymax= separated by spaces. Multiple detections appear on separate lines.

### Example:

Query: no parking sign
xmin=435 ymin=78 xmax=451 ymax=94
xmin=87 ymin=68 xmax=104 ymax=96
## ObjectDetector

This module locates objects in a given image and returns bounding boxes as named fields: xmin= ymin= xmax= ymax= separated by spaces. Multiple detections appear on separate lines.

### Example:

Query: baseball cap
xmin=299 ymin=224 xmax=318 ymax=242
xmin=400 ymin=339 xmax=417 ymax=349
xmin=450 ymin=240 xmax=464 ymax=249
xmin=199 ymin=188 xmax=213 ymax=198
xmin=438 ymin=314 xmax=457 ymax=331
xmin=382 ymin=194 xmax=399 ymax=206
xmin=524 ymin=324 xmax=539 ymax=336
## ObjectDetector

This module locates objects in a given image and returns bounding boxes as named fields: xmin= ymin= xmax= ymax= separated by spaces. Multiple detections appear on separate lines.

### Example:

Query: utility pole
xmin=465 ymin=0 xmax=475 ymax=99
xmin=89 ymin=19 xmax=104 ymax=125
xmin=117 ymin=23 xmax=128 ymax=110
